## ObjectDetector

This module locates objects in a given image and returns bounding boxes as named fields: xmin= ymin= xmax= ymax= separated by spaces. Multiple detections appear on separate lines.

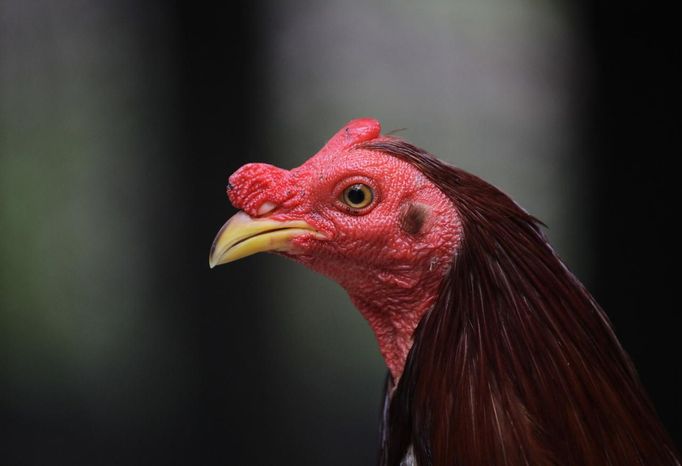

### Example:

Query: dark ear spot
xmin=400 ymin=202 xmax=429 ymax=236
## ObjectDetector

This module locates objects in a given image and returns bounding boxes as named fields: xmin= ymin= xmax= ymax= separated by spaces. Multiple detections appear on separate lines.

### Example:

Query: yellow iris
xmin=342 ymin=183 xmax=373 ymax=209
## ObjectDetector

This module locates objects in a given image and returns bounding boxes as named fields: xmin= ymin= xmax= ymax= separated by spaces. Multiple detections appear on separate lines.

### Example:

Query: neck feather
xmin=359 ymin=139 xmax=680 ymax=466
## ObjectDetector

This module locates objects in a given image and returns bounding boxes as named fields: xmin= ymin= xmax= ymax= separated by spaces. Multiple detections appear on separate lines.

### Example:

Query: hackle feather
xmin=360 ymin=140 xmax=680 ymax=466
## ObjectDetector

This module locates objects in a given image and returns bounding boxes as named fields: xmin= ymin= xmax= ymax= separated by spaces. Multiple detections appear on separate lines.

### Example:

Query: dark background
xmin=1 ymin=1 xmax=678 ymax=465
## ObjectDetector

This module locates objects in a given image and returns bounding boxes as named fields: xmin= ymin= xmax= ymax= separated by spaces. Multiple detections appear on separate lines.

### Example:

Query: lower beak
xmin=209 ymin=211 xmax=320 ymax=268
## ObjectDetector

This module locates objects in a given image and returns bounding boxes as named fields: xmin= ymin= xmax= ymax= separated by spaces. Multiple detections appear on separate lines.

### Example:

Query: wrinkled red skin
xmin=228 ymin=119 xmax=462 ymax=379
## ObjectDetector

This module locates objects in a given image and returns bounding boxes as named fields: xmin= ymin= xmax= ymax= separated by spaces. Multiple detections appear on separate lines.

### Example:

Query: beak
xmin=209 ymin=211 xmax=321 ymax=268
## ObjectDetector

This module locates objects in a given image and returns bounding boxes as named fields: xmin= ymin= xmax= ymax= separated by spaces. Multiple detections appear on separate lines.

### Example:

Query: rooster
xmin=209 ymin=118 xmax=679 ymax=465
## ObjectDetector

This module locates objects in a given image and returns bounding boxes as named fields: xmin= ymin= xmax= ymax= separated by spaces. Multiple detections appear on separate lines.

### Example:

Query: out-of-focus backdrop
xmin=1 ymin=1 xmax=678 ymax=464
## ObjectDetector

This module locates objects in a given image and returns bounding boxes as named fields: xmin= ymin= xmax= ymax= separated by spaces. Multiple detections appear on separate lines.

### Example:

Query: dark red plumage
xmin=211 ymin=119 xmax=679 ymax=465
xmin=365 ymin=139 xmax=680 ymax=465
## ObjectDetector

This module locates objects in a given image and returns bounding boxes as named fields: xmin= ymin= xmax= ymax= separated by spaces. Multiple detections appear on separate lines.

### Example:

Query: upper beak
xmin=209 ymin=211 xmax=321 ymax=268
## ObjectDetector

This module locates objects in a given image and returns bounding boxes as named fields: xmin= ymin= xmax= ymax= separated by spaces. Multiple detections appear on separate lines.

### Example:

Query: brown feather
xmin=359 ymin=139 xmax=680 ymax=466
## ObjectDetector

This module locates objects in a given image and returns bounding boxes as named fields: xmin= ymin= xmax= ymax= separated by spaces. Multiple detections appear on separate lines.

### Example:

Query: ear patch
xmin=400 ymin=202 xmax=429 ymax=236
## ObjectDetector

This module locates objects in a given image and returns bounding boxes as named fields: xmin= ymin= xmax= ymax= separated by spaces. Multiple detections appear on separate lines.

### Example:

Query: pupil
xmin=348 ymin=186 xmax=365 ymax=205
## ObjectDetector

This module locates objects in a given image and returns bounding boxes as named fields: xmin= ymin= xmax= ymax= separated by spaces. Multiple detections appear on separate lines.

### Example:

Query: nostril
xmin=257 ymin=201 xmax=277 ymax=216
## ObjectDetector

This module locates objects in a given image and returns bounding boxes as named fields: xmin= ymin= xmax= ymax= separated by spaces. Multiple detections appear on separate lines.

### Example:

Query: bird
xmin=209 ymin=118 xmax=680 ymax=465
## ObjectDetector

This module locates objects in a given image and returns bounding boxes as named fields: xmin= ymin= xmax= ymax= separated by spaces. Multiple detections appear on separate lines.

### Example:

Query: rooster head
xmin=209 ymin=118 xmax=462 ymax=377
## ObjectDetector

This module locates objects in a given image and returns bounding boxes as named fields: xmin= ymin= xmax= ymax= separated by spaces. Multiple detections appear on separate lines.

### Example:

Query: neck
xmin=356 ymin=138 xmax=681 ymax=465
xmin=345 ymin=269 xmax=445 ymax=380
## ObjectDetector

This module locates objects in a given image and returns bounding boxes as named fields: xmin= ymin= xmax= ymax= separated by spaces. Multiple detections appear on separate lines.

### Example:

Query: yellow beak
xmin=209 ymin=211 xmax=321 ymax=268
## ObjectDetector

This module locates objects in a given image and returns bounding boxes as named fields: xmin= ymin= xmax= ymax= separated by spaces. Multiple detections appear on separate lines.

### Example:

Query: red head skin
xmin=227 ymin=119 xmax=462 ymax=379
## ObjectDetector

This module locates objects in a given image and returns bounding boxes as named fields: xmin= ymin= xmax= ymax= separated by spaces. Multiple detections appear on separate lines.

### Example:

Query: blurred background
xmin=1 ymin=1 xmax=678 ymax=464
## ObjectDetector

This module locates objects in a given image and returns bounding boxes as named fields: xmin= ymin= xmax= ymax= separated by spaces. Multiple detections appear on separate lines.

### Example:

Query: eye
xmin=342 ymin=183 xmax=373 ymax=209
